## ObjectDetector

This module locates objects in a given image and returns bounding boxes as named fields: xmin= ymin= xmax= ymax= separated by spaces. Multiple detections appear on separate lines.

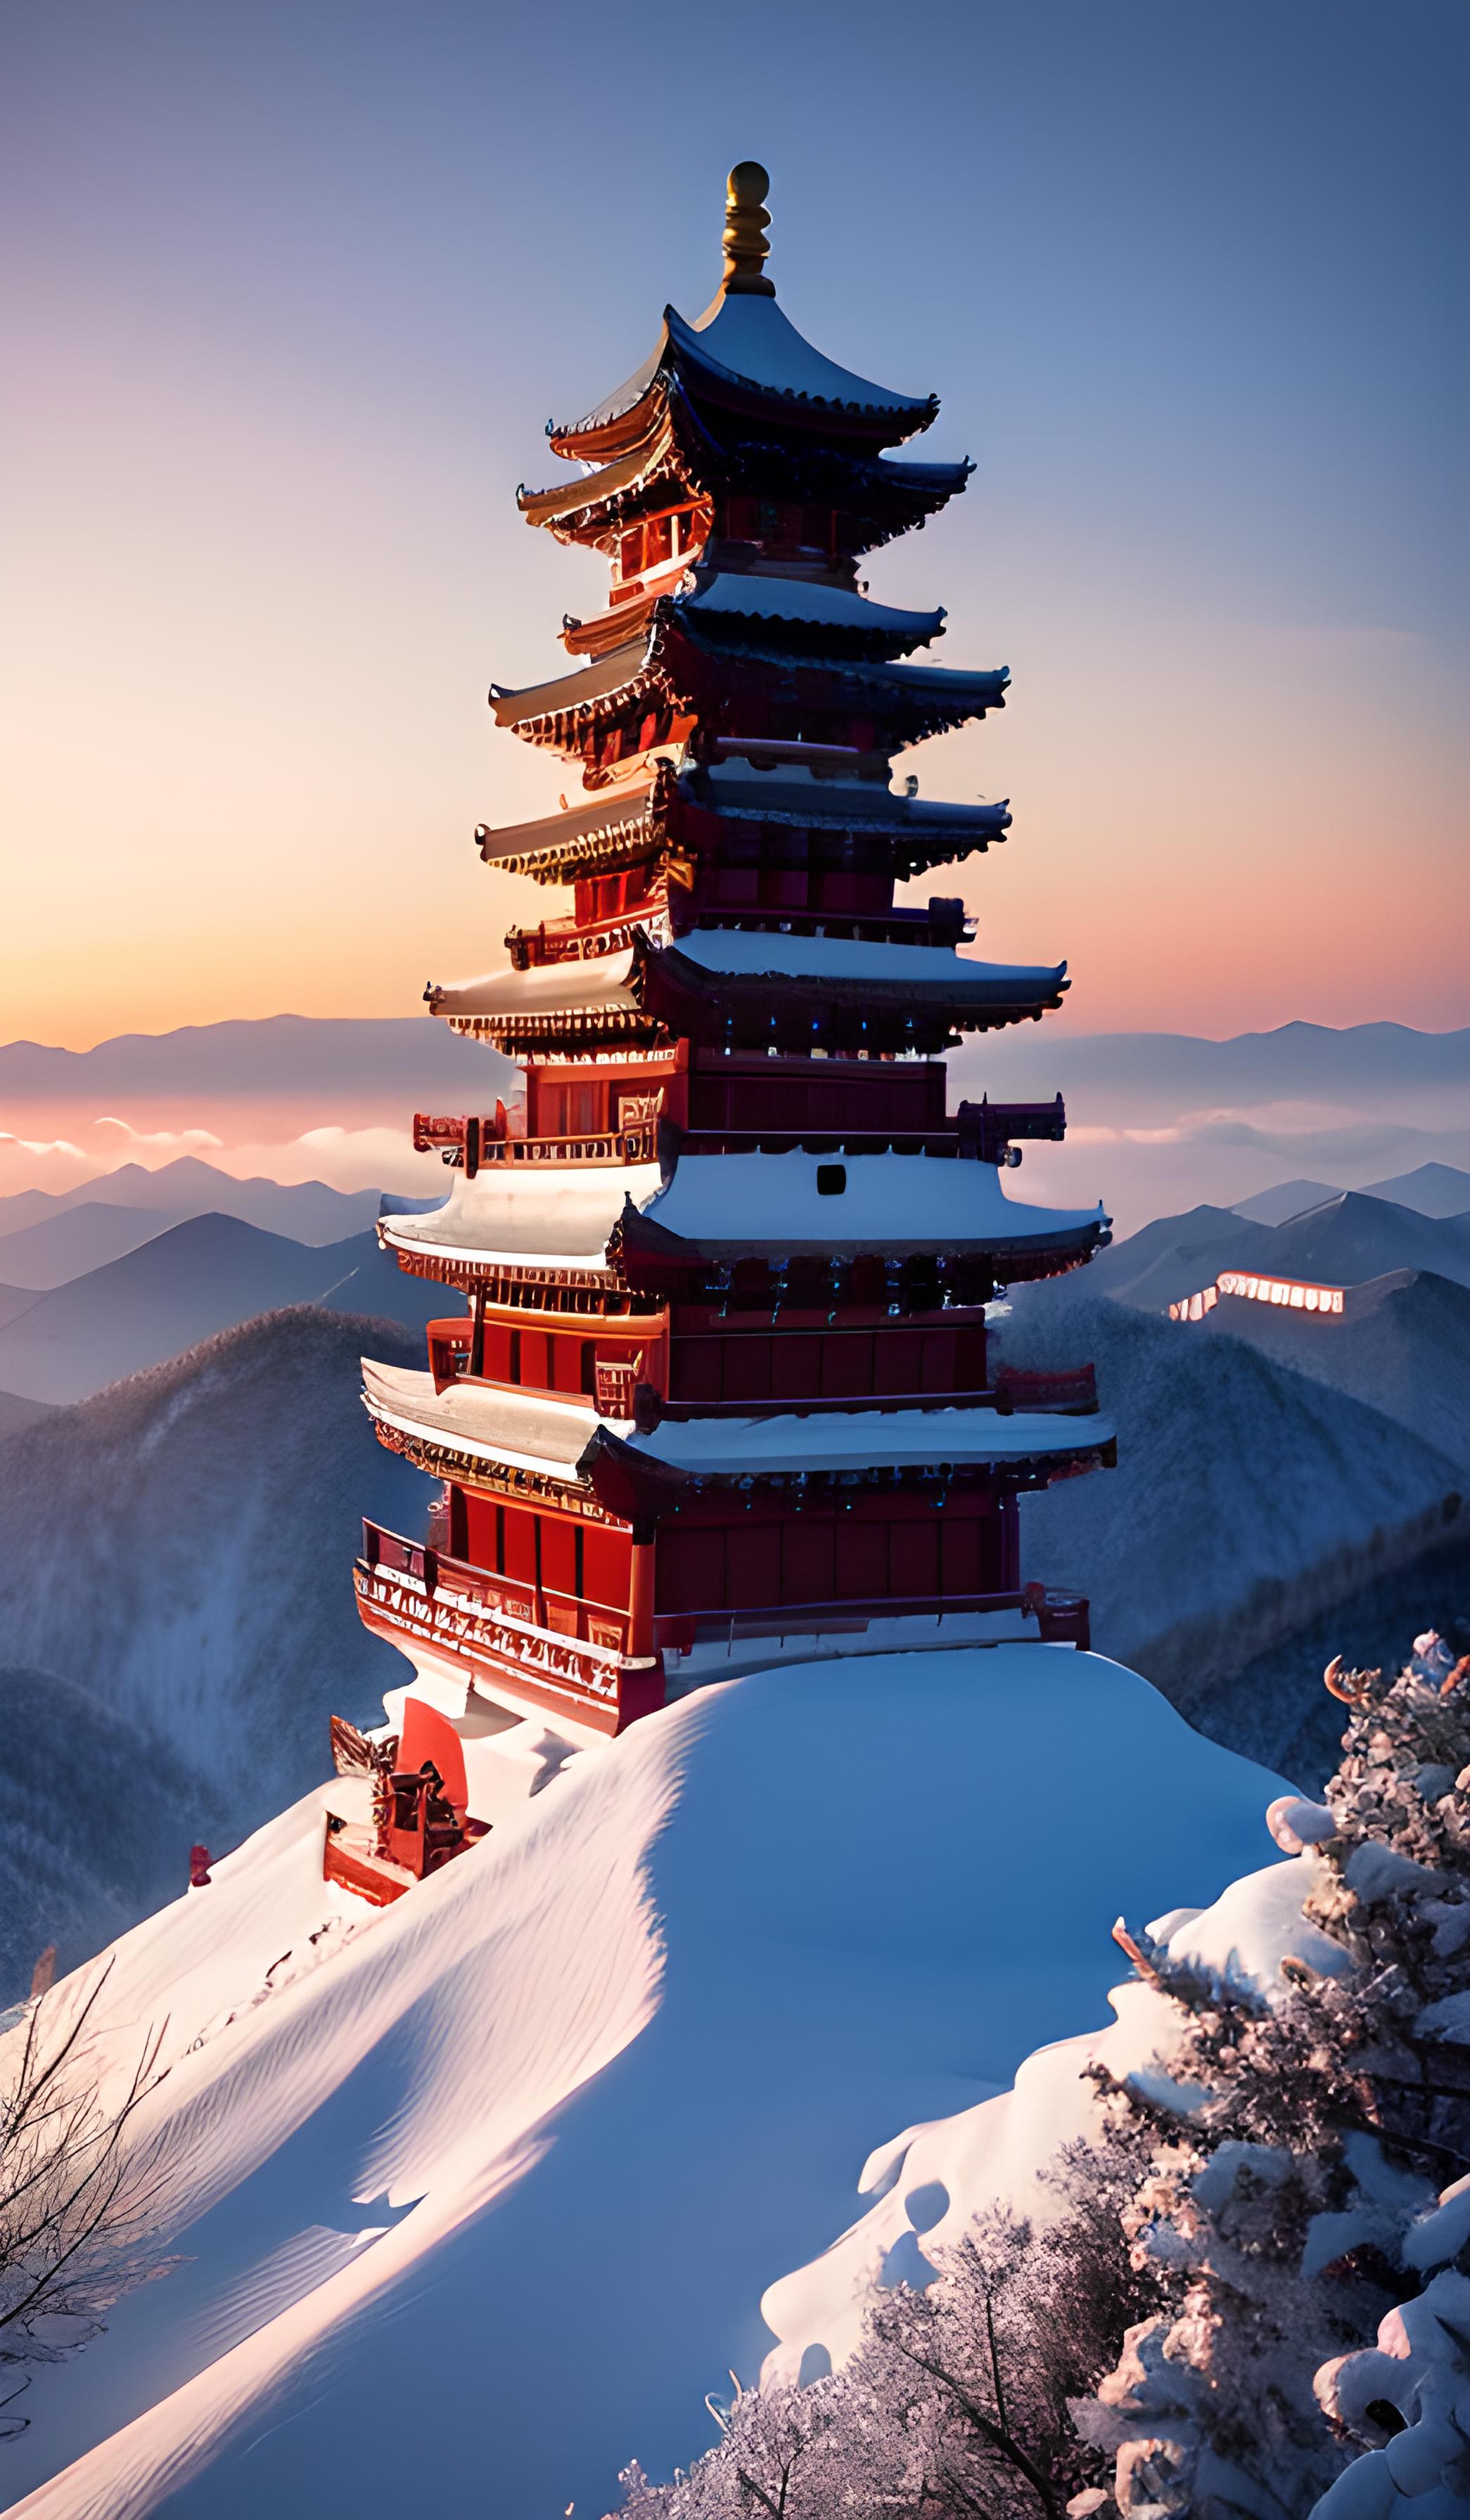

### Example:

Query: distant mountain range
xmin=0 ymin=1308 xmax=432 ymax=1999
xmin=1003 ymin=1289 xmax=1464 ymax=1750
xmin=0 ymin=1013 xmax=514 ymax=1099
xmin=0 ymin=1158 xmax=393 ymax=1285
xmin=958 ymin=1020 xmax=1470 ymax=1101
xmin=1086 ymin=1189 xmax=1470 ymax=1313
xmin=1232 ymin=1164 xmax=1470 ymax=1228
xmin=0 ymin=1211 xmax=449 ymax=1404
xmin=3 ymin=1012 xmax=1464 ymax=1106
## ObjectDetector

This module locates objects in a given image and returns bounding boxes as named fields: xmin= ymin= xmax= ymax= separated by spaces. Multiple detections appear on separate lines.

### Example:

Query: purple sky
xmin=4 ymin=0 xmax=1466 ymax=1046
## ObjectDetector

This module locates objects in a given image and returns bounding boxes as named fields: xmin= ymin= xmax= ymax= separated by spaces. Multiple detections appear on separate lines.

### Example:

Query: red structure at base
xmin=323 ymin=1704 xmax=489 ymax=1905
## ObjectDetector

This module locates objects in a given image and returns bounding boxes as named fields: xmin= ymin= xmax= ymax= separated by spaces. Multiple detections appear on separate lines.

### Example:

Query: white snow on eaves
xmin=644 ymin=1145 xmax=1105 ymax=1251
xmin=381 ymin=1156 xmax=661 ymax=1271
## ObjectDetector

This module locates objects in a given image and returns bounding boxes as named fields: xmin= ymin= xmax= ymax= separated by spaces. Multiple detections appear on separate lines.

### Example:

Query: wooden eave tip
xmin=722 ymin=160 xmax=774 ymax=297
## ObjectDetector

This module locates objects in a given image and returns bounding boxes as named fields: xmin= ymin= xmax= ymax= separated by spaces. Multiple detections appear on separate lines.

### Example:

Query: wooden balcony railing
xmin=412 ymin=1102 xmax=1065 ymax=1178
xmin=505 ymin=913 xmax=656 ymax=970
xmin=685 ymin=902 xmax=976 ymax=949
xmin=411 ymin=1112 xmax=660 ymax=1176
xmin=359 ymin=1521 xmax=629 ymax=1653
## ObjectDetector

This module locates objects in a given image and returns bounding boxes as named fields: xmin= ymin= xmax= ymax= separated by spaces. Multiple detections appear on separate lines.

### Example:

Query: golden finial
xmin=722 ymin=161 xmax=774 ymax=297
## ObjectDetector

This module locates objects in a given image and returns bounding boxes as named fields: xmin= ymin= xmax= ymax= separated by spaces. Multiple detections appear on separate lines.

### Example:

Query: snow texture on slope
xmin=758 ymin=1838 xmax=1336 ymax=2389
xmin=1198 ymin=1266 xmax=1470 ymax=1474
xmin=1091 ymin=1190 xmax=1470 ymax=1313
xmin=0 ymin=1647 xmax=1282 ymax=2520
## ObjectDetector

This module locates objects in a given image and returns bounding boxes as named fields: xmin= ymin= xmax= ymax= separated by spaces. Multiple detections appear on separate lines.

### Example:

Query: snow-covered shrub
xmin=1073 ymin=1628 xmax=1470 ymax=2516
xmin=606 ymin=2156 xmax=1149 ymax=2515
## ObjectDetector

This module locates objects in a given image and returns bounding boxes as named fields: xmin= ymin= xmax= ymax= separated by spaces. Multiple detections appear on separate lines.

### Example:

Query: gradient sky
xmin=4 ymin=0 xmax=1466 ymax=1050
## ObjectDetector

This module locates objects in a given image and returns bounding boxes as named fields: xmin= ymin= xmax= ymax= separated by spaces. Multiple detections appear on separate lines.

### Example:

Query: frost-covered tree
xmin=606 ymin=2161 xmax=1146 ymax=2516
xmin=1073 ymin=1631 xmax=1470 ymax=2516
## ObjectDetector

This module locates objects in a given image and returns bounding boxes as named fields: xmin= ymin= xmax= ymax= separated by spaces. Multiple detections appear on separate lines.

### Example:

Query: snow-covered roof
xmin=681 ymin=573 xmax=944 ymax=650
xmin=638 ymin=1148 xmax=1106 ymax=1261
xmin=686 ymin=764 xmax=1012 ymax=842
xmin=380 ymin=1157 xmax=660 ymax=1273
xmin=672 ymin=930 xmax=1061 ymax=994
xmin=361 ymin=1356 xmax=1106 ymax=1490
xmin=427 ymin=932 xmax=1066 ymax=1042
xmin=362 ymin=1358 xmax=607 ymax=1479
xmin=487 ymin=615 xmax=1006 ymax=753
xmin=489 ymin=638 xmax=648 ymax=730
xmin=428 ymin=949 xmax=641 ymax=1030
xmin=518 ymin=419 xmax=676 ymax=527
xmin=469 ymin=766 xmax=1011 ymax=881
xmin=474 ymin=777 xmax=658 ymax=870
xmin=618 ymin=1405 xmax=1116 ymax=1481
xmin=670 ymin=295 xmax=935 ymax=423
xmin=553 ymin=295 xmax=939 ymax=446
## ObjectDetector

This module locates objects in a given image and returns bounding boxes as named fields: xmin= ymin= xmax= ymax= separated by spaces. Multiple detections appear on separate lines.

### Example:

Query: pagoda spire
xmin=720 ymin=161 xmax=774 ymax=297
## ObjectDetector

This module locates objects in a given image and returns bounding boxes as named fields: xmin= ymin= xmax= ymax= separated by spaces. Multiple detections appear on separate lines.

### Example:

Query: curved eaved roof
xmin=680 ymin=574 xmax=944 ymax=654
xmin=380 ymin=1155 xmax=660 ymax=1273
xmin=667 ymin=296 xmax=937 ymax=423
xmin=362 ymin=1358 xmax=609 ymax=1479
xmin=551 ymin=290 xmax=940 ymax=449
xmin=634 ymin=1148 xmax=1106 ymax=1264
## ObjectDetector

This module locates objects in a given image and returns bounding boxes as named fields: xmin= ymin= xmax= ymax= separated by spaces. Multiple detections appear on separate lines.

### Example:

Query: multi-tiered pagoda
xmin=353 ymin=165 xmax=1114 ymax=1742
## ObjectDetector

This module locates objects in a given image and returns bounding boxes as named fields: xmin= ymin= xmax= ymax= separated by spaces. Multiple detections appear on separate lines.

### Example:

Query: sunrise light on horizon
xmin=4 ymin=0 xmax=1466 ymax=1053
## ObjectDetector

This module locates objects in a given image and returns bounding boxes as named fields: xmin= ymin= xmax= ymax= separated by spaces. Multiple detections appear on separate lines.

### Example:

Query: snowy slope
xmin=760 ymin=1825 xmax=1342 ymax=2388
xmin=0 ymin=1648 xmax=1284 ymax=2520
xmin=0 ymin=1389 xmax=53 ymax=1442
xmin=1360 ymin=1161 xmax=1470 ymax=1217
xmin=1232 ymin=1176 xmax=1341 ymax=1226
xmin=0 ymin=1309 xmax=437 ymax=1995
xmin=999 ymin=1292 xmax=1464 ymax=1728
xmin=1198 ymin=1267 xmax=1470 ymax=1474
xmin=1092 ymin=1191 xmax=1470 ymax=1313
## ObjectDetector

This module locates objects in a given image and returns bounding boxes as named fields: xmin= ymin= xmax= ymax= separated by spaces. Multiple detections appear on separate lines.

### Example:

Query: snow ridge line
xmin=5 ymin=1690 xmax=712 ymax=2520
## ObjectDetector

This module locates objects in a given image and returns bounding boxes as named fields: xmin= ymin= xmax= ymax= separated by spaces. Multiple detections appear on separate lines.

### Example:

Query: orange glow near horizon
xmin=5 ymin=13 xmax=1465 ymax=1055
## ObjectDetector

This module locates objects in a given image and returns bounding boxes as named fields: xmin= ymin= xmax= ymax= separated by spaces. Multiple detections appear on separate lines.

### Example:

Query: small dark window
xmin=1365 ymin=2401 xmax=1406 ymax=2438
xmin=816 ymin=1164 xmax=847 ymax=1196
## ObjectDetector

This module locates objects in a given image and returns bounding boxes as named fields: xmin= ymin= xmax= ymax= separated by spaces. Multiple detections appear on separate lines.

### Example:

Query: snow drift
xmin=0 ymin=1645 xmax=1283 ymax=2519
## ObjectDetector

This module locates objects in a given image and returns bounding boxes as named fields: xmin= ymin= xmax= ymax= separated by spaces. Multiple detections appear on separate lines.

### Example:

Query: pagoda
xmin=352 ymin=165 xmax=1115 ymax=1740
